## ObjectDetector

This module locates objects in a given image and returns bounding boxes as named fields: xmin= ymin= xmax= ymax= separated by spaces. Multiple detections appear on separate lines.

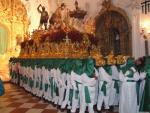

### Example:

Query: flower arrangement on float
xmin=19 ymin=28 xmax=100 ymax=59
xmin=38 ymin=29 xmax=97 ymax=44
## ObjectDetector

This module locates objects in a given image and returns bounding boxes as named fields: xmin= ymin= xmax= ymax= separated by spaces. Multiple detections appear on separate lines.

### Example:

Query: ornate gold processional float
xmin=19 ymin=0 xmax=128 ymax=66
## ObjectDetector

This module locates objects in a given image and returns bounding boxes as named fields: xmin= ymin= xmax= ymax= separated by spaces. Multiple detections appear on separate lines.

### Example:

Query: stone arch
xmin=95 ymin=1 xmax=132 ymax=56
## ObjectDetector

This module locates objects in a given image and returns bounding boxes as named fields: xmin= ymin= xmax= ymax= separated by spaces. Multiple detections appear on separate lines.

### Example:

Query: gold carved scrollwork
xmin=0 ymin=0 xmax=29 ymax=81
xmin=0 ymin=0 xmax=29 ymax=54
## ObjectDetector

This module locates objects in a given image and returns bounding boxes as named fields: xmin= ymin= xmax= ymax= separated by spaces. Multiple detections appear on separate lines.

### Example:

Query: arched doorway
xmin=95 ymin=1 xmax=132 ymax=56
xmin=0 ymin=25 xmax=8 ymax=55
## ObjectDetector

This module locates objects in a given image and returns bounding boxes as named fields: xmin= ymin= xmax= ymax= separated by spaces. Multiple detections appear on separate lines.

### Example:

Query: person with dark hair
xmin=135 ymin=57 xmax=146 ymax=111
xmin=135 ymin=57 xmax=145 ymax=72
xmin=37 ymin=4 xmax=49 ymax=30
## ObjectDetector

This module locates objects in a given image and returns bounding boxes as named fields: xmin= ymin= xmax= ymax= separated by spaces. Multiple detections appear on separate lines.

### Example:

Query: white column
xmin=132 ymin=9 xmax=145 ymax=59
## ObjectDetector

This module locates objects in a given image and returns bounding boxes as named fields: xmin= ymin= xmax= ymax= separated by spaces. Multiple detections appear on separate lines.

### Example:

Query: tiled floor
xmin=0 ymin=83 xmax=58 ymax=113
xmin=0 ymin=83 xmax=118 ymax=113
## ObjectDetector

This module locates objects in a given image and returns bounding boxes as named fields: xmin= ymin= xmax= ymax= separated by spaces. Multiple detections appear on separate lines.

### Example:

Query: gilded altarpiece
xmin=0 ymin=0 xmax=28 ymax=54
xmin=95 ymin=1 xmax=132 ymax=56
xmin=0 ymin=0 xmax=28 ymax=81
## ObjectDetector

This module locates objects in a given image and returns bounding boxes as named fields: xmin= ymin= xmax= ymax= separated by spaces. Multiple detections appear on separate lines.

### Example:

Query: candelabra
xmin=141 ymin=0 xmax=150 ymax=14
xmin=141 ymin=28 xmax=149 ymax=56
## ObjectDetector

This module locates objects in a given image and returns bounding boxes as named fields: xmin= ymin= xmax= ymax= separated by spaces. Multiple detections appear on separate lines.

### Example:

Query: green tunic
xmin=140 ymin=56 xmax=150 ymax=111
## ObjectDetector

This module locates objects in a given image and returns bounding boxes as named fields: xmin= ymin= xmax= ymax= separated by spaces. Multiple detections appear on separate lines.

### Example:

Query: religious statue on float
xmin=37 ymin=4 xmax=49 ymax=30
xmin=49 ymin=3 xmax=69 ymax=30
xmin=84 ymin=17 xmax=96 ymax=35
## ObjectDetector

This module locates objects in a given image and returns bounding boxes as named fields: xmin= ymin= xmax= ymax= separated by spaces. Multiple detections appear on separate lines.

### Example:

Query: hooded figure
xmin=71 ymin=59 xmax=84 ymax=113
xmin=109 ymin=64 xmax=120 ymax=107
xmin=79 ymin=58 xmax=97 ymax=113
xmin=61 ymin=60 xmax=74 ymax=110
xmin=97 ymin=64 xmax=112 ymax=111
xmin=119 ymin=58 xmax=140 ymax=113
xmin=84 ymin=58 xmax=95 ymax=78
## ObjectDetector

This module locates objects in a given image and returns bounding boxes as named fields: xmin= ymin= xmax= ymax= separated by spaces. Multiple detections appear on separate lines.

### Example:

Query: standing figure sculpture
xmin=111 ymin=28 xmax=120 ymax=55
xmin=37 ymin=4 xmax=49 ymax=30
xmin=49 ymin=3 xmax=69 ymax=30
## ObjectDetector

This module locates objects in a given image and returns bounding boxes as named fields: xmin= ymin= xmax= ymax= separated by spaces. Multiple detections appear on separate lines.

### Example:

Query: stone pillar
xmin=132 ymin=9 xmax=145 ymax=59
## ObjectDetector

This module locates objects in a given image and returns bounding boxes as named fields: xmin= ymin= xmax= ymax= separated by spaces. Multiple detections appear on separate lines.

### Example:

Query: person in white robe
xmin=79 ymin=73 xmax=97 ymax=113
xmin=34 ymin=66 xmax=40 ymax=96
xmin=33 ymin=66 xmax=38 ymax=95
xmin=51 ymin=68 xmax=56 ymax=103
xmin=28 ymin=67 xmax=34 ymax=93
xmin=94 ymin=68 xmax=99 ymax=106
xmin=138 ymin=71 xmax=146 ymax=110
xmin=61 ymin=72 xmax=70 ymax=109
xmin=135 ymin=57 xmax=147 ymax=110
xmin=22 ymin=66 xmax=26 ymax=88
xmin=53 ymin=69 xmax=59 ymax=105
xmin=97 ymin=65 xmax=112 ymax=111
xmin=12 ymin=63 xmax=18 ymax=84
xmin=47 ymin=69 xmax=53 ymax=101
xmin=119 ymin=58 xmax=140 ymax=113
xmin=70 ymin=60 xmax=84 ymax=113
xmin=54 ymin=68 xmax=63 ymax=106
xmin=24 ymin=66 xmax=29 ymax=91
xmin=43 ymin=68 xmax=50 ymax=100
xmin=79 ymin=59 xmax=97 ymax=113
xmin=18 ymin=63 xmax=23 ymax=87
xmin=58 ymin=71 xmax=66 ymax=107
xmin=49 ymin=68 xmax=54 ymax=102
xmin=61 ymin=73 xmax=73 ymax=109
xmin=70 ymin=71 xmax=82 ymax=113
xmin=109 ymin=65 xmax=120 ymax=106
xmin=37 ymin=66 xmax=44 ymax=97
xmin=36 ymin=67 xmax=42 ymax=97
